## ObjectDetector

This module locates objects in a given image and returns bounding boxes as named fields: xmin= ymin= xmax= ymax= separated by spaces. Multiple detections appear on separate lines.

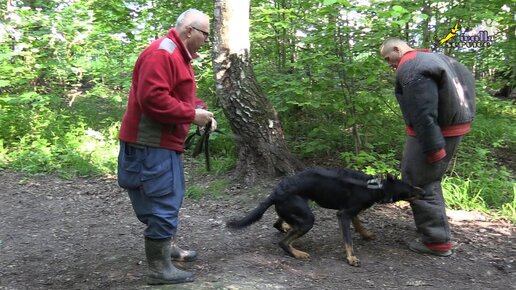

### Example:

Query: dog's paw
xmin=292 ymin=249 xmax=310 ymax=259
xmin=346 ymin=256 xmax=360 ymax=267
xmin=362 ymin=232 xmax=376 ymax=240
xmin=295 ymin=252 xmax=310 ymax=259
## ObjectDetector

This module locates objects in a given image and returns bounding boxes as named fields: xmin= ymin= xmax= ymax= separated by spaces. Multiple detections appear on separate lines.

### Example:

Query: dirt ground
xmin=0 ymin=166 xmax=514 ymax=290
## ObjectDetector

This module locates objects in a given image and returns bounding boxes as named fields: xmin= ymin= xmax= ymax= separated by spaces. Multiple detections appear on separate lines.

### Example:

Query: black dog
xmin=227 ymin=167 xmax=425 ymax=266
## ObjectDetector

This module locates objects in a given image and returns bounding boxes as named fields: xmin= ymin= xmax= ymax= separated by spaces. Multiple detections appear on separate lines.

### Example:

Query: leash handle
xmin=192 ymin=121 xmax=211 ymax=157
xmin=185 ymin=121 xmax=224 ymax=171
xmin=204 ymin=126 xmax=211 ymax=171
xmin=184 ymin=121 xmax=213 ymax=171
xmin=184 ymin=125 xmax=201 ymax=150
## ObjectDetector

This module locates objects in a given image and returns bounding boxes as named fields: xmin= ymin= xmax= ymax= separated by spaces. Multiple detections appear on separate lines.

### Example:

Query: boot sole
xmin=147 ymin=276 xmax=194 ymax=285
xmin=172 ymin=256 xmax=197 ymax=262
xmin=409 ymin=241 xmax=453 ymax=257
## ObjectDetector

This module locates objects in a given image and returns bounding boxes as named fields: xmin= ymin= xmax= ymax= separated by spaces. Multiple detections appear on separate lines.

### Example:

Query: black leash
xmin=184 ymin=121 xmax=223 ymax=171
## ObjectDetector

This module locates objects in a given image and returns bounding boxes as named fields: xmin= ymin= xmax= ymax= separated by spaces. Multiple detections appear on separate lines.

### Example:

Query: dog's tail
xmin=226 ymin=193 xmax=276 ymax=229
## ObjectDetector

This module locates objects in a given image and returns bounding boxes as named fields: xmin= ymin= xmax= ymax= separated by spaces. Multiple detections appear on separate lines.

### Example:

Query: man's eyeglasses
xmin=191 ymin=26 xmax=210 ymax=39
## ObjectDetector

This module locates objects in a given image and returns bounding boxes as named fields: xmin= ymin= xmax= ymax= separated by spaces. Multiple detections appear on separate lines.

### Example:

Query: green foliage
xmin=500 ymin=187 xmax=516 ymax=223
xmin=0 ymin=0 xmax=513 ymax=223
xmin=52 ymin=123 xmax=119 ymax=178
xmin=188 ymin=152 xmax=236 ymax=176
xmin=185 ymin=184 xmax=204 ymax=200
xmin=442 ymin=177 xmax=488 ymax=212
xmin=340 ymin=147 xmax=401 ymax=176
xmin=5 ymin=119 xmax=119 ymax=177
xmin=449 ymin=94 xmax=515 ymax=216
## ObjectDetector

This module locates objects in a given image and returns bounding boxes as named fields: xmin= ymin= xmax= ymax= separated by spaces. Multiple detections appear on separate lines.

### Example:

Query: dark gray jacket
xmin=394 ymin=50 xmax=476 ymax=153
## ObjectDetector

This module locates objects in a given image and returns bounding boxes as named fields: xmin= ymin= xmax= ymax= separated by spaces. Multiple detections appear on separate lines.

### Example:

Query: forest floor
xmin=0 ymin=163 xmax=514 ymax=290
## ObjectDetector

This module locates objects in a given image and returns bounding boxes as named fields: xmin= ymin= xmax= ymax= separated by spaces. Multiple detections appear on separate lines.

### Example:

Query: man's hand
xmin=194 ymin=108 xmax=213 ymax=127
xmin=209 ymin=118 xmax=217 ymax=132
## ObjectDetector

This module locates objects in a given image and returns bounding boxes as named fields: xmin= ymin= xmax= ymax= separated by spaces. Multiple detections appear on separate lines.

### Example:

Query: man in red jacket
xmin=117 ymin=9 xmax=216 ymax=285
xmin=380 ymin=38 xmax=475 ymax=257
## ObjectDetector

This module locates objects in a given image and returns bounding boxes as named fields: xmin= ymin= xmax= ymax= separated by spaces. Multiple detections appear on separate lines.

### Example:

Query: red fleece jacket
xmin=119 ymin=29 xmax=206 ymax=152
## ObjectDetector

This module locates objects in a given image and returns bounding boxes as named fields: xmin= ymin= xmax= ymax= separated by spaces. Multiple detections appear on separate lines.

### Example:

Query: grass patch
xmin=186 ymin=178 xmax=231 ymax=200
xmin=442 ymin=177 xmax=488 ymax=213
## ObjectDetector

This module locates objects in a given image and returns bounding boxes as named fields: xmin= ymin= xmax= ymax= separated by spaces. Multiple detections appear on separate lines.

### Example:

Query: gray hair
xmin=175 ymin=9 xmax=208 ymax=29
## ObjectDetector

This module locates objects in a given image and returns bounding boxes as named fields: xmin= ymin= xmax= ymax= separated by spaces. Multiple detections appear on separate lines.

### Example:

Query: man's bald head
xmin=174 ymin=9 xmax=210 ymax=55
xmin=175 ymin=9 xmax=209 ymax=35
xmin=380 ymin=38 xmax=413 ymax=69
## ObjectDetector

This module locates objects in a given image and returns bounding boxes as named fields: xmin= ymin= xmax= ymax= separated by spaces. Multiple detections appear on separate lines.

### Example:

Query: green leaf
xmin=323 ymin=0 xmax=338 ymax=5
xmin=0 ymin=80 xmax=11 ymax=87
xmin=392 ymin=5 xmax=408 ymax=13
xmin=323 ymin=0 xmax=351 ymax=7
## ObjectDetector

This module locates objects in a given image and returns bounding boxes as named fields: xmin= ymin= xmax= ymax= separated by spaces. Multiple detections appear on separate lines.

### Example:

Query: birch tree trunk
xmin=212 ymin=0 xmax=302 ymax=183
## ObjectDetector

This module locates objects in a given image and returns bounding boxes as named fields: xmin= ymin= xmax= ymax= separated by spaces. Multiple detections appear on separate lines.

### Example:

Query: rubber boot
xmin=145 ymin=237 xmax=194 ymax=285
xmin=171 ymin=238 xmax=198 ymax=262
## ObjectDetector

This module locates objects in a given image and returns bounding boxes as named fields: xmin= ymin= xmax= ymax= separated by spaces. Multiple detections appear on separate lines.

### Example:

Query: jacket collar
xmin=397 ymin=48 xmax=431 ymax=69
xmin=166 ymin=28 xmax=199 ymax=61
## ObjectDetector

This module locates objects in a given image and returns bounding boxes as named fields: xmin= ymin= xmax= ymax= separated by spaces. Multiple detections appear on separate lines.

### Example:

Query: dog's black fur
xmin=227 ymin=167 xmax=425 ymax=266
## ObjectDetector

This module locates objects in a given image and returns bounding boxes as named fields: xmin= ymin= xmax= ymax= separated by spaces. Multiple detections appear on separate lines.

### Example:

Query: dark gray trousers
xmin=401 ymin=135 xmax=463 ymax=243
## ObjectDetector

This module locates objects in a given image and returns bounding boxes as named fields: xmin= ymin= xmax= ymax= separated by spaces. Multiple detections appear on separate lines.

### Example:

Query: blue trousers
xmin=117 ymin=141 xmax=185 ymax=239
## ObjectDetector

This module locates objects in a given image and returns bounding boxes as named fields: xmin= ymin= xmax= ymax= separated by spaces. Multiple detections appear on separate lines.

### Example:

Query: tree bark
xmin=421 ymin=1 xmax=431 ymax=47
xmin=212 ymin=0 xmax=302 ymax=183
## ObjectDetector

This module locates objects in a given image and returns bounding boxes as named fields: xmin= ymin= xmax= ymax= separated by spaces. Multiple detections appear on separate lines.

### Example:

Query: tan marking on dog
xmin=344 ymin=244 xmax=360 ymax=266
xmin=280 ymin=222 xmax=291 ymax=232
xmin=352 ymin=216 xmax=376 ymax=240
xmin=290 ymin=245 xmax=310 ymax=259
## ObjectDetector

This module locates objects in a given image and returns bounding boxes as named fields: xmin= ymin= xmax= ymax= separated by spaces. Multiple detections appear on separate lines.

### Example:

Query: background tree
xmin=212 ymin=0 xmax=302 ymax=183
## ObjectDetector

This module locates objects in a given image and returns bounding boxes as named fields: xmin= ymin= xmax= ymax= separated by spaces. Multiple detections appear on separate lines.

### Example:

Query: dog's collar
xmin=367 ymin=178 xmax=395 ymax=203
xmin=366 ymin=178 xmax=383 ymax=189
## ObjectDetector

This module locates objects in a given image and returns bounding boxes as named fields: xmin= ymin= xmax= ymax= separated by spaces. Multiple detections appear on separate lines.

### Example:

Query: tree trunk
xmin=421 ymin=1 xmax=431 ymax=47
xmin=212 ymin=0 xmax=302 ymax=183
